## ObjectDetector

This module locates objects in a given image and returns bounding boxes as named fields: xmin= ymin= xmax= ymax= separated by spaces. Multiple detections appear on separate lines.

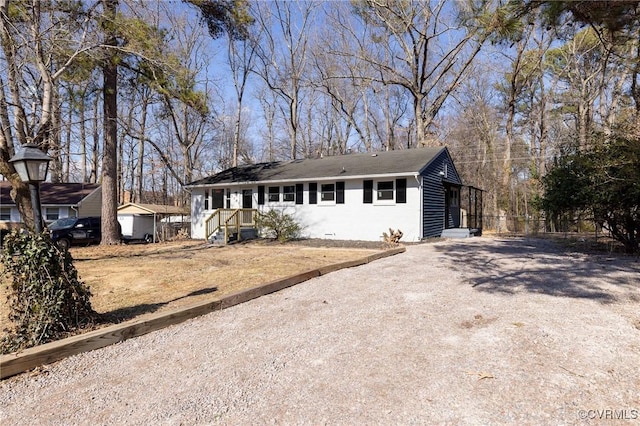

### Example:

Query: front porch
xmin=205 ymin=208 xmax=258 ymax=244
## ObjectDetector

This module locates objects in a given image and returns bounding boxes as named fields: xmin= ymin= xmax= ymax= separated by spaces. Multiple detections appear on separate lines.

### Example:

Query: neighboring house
xmin=0 ymin=182 xmax=102 ymax=231
xmin=187 ymin=147 xmax=481 ymax=242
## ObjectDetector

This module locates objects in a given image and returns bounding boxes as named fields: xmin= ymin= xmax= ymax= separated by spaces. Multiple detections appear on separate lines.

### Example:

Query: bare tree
xmin=227 ymin=33 xmax=256 ymax=167
xmin=0 ymin=0 xmax=101 ymax=231
xmin=350 ymin=0 xmax=517 ymax=147
xmin=251 ymin=0 xmax=317 ymax=160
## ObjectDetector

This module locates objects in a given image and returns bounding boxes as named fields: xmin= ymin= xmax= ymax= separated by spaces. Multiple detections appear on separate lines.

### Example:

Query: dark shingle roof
xmin=188 ymin=147 xmax=445 ymax=186
xmin=0 ymin=182 xmax=100 ymax=205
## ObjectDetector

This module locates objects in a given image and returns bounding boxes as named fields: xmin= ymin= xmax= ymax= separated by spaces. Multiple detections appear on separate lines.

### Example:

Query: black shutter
xmin=363 ymin=180 xmax=373 ymax=203
xmin=295 ymin=183 xmax=304 ymax=204
xmin=336 ymin=181 xmax=345 ymax=204
xmin=396 ymin=178 xmax=406 ymax=203
xmin=258 ymin=185 xmax=265 ymax=205
xmin=309 ymin=182 xmax=317 ymax=204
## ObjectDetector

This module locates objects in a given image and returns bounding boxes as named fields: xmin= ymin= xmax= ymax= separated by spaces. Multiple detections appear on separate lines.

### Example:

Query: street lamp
xmin=9 ymin=144 xmax=52 ymax=233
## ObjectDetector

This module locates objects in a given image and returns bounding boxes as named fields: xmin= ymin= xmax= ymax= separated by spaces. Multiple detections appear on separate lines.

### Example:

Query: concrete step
xmin=209 ymin=228 xmax=258 ymax=244
xmin=441 ymin=228 xmax=472 ymax=239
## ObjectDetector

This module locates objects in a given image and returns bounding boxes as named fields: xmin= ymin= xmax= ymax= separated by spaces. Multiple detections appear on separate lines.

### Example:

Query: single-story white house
xmin=186 ymin=147 xmax=480 ymax=242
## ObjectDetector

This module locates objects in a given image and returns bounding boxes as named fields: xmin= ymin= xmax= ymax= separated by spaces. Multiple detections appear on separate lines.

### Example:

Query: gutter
xmin=185 ymin=172 xmax=422 ymax=189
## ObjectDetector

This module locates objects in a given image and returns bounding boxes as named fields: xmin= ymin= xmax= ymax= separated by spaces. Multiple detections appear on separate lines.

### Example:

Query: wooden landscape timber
xmin=0 ymin=247 xmax=405 ymax=380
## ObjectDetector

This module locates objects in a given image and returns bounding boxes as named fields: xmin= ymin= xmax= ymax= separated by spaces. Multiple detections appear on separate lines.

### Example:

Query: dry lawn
xmin=1 ymin=239 xmax=381 ymax=333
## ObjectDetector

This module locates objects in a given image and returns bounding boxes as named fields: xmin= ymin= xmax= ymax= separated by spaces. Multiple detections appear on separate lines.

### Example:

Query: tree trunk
xmin=101 ymin=0 xmax=120 ymax=245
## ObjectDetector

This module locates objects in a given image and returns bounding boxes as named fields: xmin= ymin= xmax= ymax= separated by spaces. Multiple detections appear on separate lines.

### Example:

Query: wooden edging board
xmin=0 ymin=246 xmax=405 ymax=379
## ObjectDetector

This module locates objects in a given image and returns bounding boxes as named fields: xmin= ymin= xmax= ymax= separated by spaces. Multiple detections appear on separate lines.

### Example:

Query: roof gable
xmin=188 ymin=147 xmax=446 ymax=186
xmin=0 ymin=182 xmax=101 ymax=206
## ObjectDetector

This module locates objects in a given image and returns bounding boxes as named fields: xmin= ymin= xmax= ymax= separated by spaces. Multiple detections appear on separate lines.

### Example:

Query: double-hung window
xmin=268 ymin=186 xmax=280 ymax=202
xmin=0 ymin=207 xmax=10 ymax=221
xmin=320 ymin=183 xmax=335 ymax=202
xmin=377 ymin=181 xmax=394 ymax=200
xmin=283 ymin=185 xmax=295 ymax=202
xmin=45 ymin=208 xmax=60 ymax=221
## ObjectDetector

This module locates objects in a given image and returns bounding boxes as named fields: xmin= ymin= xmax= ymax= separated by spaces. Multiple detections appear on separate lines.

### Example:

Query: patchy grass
xmin=1 ymin=239 xmax=381 ymax=335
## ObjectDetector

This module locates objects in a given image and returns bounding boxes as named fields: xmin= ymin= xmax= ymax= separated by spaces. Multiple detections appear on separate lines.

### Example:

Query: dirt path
xmin=1 ymin=237 xmax=639 ymax=425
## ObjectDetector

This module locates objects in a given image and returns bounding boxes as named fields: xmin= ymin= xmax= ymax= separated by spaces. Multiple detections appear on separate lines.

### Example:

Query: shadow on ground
xmin=98 ymin=287 xmax=219 ymax=323
xmin=434 ymin=237 xmax=640 ymax=303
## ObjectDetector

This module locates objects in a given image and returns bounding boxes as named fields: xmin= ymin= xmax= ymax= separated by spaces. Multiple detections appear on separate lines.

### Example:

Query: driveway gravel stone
xmin=1 ymin=237 xmax=639 ymax=425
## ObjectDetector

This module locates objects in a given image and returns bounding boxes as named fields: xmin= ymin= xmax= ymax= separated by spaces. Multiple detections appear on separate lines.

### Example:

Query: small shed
xmin=117 ymin=203 xmax=189 ymax=243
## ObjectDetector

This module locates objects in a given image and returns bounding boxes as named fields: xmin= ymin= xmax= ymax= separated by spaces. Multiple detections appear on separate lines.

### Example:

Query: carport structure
xmin=117 ymin=203 xmax=189 ymax=243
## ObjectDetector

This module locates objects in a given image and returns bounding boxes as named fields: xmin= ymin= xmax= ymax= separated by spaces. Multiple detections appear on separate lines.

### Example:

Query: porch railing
xmin=205 ymin=208 xmax=257 ymax=244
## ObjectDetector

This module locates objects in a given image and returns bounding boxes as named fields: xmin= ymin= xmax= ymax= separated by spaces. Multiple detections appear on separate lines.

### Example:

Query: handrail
xmin=205 ymin=208 xmax=257 ymax=243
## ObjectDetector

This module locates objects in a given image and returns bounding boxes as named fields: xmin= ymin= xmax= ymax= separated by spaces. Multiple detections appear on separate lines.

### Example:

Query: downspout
xmin=414 ymin=174 xmax=422 ymax=239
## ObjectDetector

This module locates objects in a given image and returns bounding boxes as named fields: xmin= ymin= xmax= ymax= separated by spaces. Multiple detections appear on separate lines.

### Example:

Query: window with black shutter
xmin=363 ymin=180 xmax=373 ymax=203
xmin=377 ymin=181 xmax=394 ymax=200
xmin=295 ymin=183 xmax=304 ymax=204
xmin=204 ymin=189 xmax=209 ymax=210
xmin=283 ymin=185 xmax=295 ymax=202
xmin=309 ymin=182 xmax=317 ymax=204
xmin=321 ymin=183 xmax=335 ymax=201
xmin=396 ymin=178 xmax=407 ymax=203
xmin=268 ymin=186 xmax=280 ymax=202
xmin=336 ymin=181 xmax=345 ymax=204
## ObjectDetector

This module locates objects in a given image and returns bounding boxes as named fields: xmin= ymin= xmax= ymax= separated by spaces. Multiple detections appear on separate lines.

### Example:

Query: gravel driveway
xmin=1 ymin=237 xmax=639 ymax=425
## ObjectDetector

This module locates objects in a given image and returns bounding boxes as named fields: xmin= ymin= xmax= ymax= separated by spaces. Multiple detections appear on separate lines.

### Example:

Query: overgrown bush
xmin=540 ymin=132 xmax=640 ymax=254
xmin=256 ymin=209 xmax=302 ymax=242
xmin=1 ymin=231 xmax=95 ymax=353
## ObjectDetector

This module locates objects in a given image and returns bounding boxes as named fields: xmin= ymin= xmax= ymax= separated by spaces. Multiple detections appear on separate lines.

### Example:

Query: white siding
xmin=191 ymin=189 xmax=207 ymax=239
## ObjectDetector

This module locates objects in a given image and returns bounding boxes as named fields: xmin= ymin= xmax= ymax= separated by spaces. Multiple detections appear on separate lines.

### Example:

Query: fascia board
xmin=186 ymin=172 xmax=420 ymax=188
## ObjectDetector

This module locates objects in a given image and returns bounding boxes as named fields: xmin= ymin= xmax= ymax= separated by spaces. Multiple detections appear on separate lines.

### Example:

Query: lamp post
xmin=8 ymin=144 xmax=52 ymax=233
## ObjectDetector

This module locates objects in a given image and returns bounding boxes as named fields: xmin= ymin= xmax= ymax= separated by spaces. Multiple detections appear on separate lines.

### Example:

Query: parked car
xmin=48 ymin=216 xmax=101 ymax=249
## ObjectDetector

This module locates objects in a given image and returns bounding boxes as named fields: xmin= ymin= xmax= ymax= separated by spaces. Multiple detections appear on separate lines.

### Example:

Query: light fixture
xmin=9 ymin=143 xmax=51 ymax=183
xmin=9 ymin=143 xmax=52 ymax=233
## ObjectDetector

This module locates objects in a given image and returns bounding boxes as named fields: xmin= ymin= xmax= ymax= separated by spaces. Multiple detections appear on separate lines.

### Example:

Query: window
xmin=258 ymin=185 xmax=265 ymax=205
xmin=0 ymin=207 xmax=10 ymax=221
xmin=225 ymin=190 xmax=231 ymax=208
xmin=321 ymin=183 xmax=335 ymax=201
xmin=336 ymin=181 xmax=345 ymax=204
xmin=396 ymin=178 xmax=407 ymax=204
xmin=45 ymin=208 xmax=59 ymax=221
xmin=212 ymin=189 xmax=224 ymax=209
xmin=449 ymin=188 xmax=459 ymax=207
xmin=295 ymin=184 xmax=303 ymax=205
xmin=309 ymin=183 xmax=317 ymax=204
xmin=283 ymin=185 xmax=295 ymax=202
xmin=363 ymin=180 xmax=373 ymax=204
xmin=268 ymin=186 xmax=280 ymax=202
xmin=204 ymin=189 xmax=209 ymax=210
xmin=377 ymin=181 xmax=394 ymax=200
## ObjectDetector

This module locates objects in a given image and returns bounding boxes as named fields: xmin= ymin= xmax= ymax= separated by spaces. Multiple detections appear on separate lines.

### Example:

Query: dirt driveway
xmin=1 ymin=237 xmax=639 ymax=425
